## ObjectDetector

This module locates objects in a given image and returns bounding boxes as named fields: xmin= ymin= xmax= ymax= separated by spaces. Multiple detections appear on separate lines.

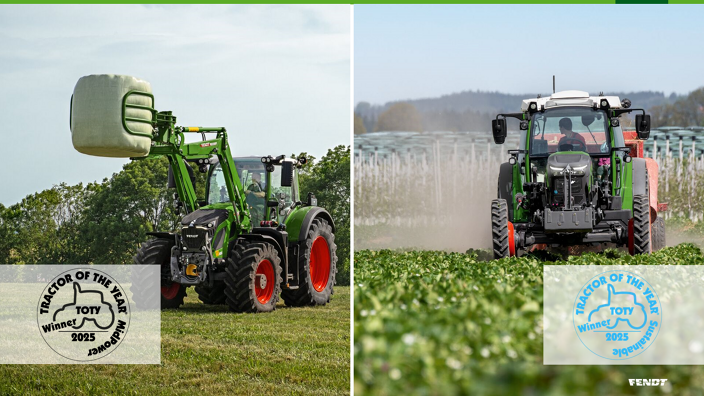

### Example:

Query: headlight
xmin=549 ymin=165 xmax=564 ymax=172
xmin=573 ymin=164 xmax=588 ymax=171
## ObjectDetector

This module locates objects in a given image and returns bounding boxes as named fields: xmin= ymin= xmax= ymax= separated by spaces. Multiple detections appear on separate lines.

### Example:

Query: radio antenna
xmin=553 ymin=75 xmax=556 ymax=94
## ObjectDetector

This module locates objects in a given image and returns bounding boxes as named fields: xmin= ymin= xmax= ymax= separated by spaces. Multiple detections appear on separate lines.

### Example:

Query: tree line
xmin=354 ymin=89 xmax=688 ymax=133
xmin=0 ymin=146 xmax=350 ymax=285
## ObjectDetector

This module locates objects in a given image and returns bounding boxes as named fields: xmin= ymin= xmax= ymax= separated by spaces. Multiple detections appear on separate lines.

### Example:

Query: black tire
xmin=652 ymin=216 xmax=666 ymax=251
xmin=195 ymin=282 xmax=227 ymax=305
xmin=632 ymin=194 xmax=651 ymax=255
xmin=491 ymin=199 xmax=511 ymax=259
xmin=132 ymin=238 xmax=187 ymax=310
xmin=224 ymin=241 xmax=282 ymax=313
xmin=497 ymin=162 xmax=514 ymax=221
xmin=281 ymin=218 xmax=337 ymax=307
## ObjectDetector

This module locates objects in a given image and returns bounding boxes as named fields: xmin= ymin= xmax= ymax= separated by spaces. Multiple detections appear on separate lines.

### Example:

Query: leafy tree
xmin=354 ymin=113 xmax=367 ymax=135
xmin=80 ymin=157 xmax=178 ymax=264
xmin=1 ymin=148 xmax=350 ymax=287
xmin=650 ymin=87 xmax=704 ymax=128
xmin=299 ymin=146 xmax=351 ymax=285
xmin=375 ymin=102 xmax=423 ymax=132
xmin=0 ymin=203 xmax=12 ymax=263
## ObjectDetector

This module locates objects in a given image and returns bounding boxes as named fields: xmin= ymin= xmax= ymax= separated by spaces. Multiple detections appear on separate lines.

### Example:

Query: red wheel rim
xmin=255 ymin=259 xmax=275 ymax=304
xmin=507 ymin=221 xmax=516 ymax=257
xmin=310 ymin=236 xmax=331 ymax=292
xmin=161 ymin=283 xmax=180 ymax=300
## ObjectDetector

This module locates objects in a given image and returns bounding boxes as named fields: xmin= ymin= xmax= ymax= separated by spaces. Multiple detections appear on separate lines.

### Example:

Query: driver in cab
xmin=246 ymin=173 xmax=266 ymax=198
xmin=558 ymin=118 xmax=586 ymax=150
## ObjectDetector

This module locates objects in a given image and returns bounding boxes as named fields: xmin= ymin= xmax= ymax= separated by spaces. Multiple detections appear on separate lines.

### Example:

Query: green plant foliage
xmin=354 ymin=245 xmax=704 ymax=395
xmin=79 ymin=157 xmax=179 ymax=264
xmin=0 ymin=183 xmax=96 ymax=264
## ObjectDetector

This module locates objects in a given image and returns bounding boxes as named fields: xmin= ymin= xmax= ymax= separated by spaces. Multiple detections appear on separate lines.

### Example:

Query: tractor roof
xmin=520 ymin=90 xmax=623 ymax=112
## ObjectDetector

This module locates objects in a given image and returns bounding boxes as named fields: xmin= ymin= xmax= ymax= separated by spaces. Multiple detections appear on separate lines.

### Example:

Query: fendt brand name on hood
xmin=185 ymin=235 xmax=199 ymax=238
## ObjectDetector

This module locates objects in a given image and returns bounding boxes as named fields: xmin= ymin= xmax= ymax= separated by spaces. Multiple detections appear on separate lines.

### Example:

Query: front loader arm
xmin=143 ymin=112 xmax=251 ymax=232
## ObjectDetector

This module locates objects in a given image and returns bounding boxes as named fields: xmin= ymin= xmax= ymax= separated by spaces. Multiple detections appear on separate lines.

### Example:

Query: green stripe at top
xmin=616 ymin=0 xmax=668 ymax=3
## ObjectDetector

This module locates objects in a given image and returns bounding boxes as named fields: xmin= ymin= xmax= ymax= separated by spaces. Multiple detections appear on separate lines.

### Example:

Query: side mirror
xmin=281 ymin=161 xmax=294 ymax=187
xmin=267 ymin=200 xmax=279 ymax=208
xmin=306 ymin=192 xmax=317 ymax=207
xmin=491 ymin=118 xmax=507 ymax=144
xmin=635 ymin=114 xmax=651 ymax=139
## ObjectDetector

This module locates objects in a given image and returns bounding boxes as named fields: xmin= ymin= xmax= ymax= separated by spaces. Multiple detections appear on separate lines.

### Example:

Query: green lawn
xmin=0 ymin=287 xmax=350 ymax=396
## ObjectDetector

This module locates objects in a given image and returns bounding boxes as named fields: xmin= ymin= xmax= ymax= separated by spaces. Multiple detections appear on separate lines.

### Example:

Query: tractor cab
xmin=207 ymin=156 xmax=303 ymax=225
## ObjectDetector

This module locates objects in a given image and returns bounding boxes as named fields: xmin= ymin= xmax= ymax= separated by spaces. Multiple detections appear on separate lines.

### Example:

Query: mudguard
xmin=645 ymin=158 xmax=660 ymax=218
xmin=237 ymin=233 xmax=287 ymax=266
xmin=285 ymin=206 xmax=335 ymax=242
xmin=497 ymin=162 xmax=514 ymax=220
xmin=146 ymin=232 xmax=177 ymax=241
xmin=631 ymin=158 xmax=648 ymax=197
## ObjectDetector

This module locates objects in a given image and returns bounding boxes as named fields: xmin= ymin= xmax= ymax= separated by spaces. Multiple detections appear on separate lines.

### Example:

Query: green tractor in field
xmin=70 ymin=75 xmax=337 ymax=313
xmin=490 ymin=90 xmax=665 ymax=259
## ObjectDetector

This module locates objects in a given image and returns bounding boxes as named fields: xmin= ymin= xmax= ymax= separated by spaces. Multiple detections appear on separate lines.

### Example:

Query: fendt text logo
xmin=573 ymin=270 xmax=662 ymax=360
xmin=629 ymin=379 xmax=669 ymax=386
xmin=36 ymin=268 xmax=131 ymax=361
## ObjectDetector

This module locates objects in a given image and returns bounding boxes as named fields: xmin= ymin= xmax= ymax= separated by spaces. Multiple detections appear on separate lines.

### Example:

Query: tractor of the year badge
xmin=573 ymin=270 xmax=662 ymax=360
xmin=36 ymin=268 xmax=130 ymax=361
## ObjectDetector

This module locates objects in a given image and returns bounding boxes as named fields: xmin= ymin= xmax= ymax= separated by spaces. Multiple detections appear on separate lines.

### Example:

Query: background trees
xmin=354 ymin=113 xmax=367 ymax=135
xmin=374 ymin=103 xmax=423 ymax=132
xmin=0 ymin=149 xmax=351 ymax=285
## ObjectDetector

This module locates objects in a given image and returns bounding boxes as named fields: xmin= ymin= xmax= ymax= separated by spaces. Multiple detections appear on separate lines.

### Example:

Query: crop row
xmin=354 ymin=245 xmax=704 ymax=395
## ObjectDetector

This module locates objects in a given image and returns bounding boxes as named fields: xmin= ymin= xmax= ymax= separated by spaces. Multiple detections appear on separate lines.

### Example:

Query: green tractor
xmin=490 ymin=90 xmax=662 ymax=259
xmin=70 ymin=75 xmax=337 ymax=313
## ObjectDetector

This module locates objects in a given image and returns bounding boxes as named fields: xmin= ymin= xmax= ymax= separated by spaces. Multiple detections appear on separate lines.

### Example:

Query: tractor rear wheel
xmin=629 ymin=194 xmax=651 ymax=255
xmin=652 ymin=216 xmax=666 ymax=251
xmin=491 ymin=199 xmax=515 ymax=259
xmin=132 ymin=238 xmax=187 ymax=309
xmin=195 ymin=282 xmax=227 ymax=305
xmin=224 ymin=242 xmax=282 ymax=313
xmin=281 ymin=218 xmax=337 ymax=307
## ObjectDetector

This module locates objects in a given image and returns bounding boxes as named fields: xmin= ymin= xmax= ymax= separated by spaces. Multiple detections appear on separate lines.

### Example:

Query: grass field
xmin=354 ymin=246 xmax=704 ymax=396
xmin=0 ymin=286 xmax=350 ymax=396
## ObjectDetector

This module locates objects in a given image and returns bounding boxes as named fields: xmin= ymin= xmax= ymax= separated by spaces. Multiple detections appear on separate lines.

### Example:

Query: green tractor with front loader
xmin=70 ymin=74 xmax=337 ymax=313
xmin=490 ymin=90 xmax=665 ymax=259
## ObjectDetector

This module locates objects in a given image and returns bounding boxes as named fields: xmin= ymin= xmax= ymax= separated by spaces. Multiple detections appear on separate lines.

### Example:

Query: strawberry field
xmin=354 ymin=245 xmax=704 ymax=395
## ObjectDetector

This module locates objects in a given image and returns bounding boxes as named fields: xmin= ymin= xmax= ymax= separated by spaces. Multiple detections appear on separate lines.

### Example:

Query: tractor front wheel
xmin=281 ymin=218 xmax=337 ymax=307
xmin=629 ymin=194 xmax=651 ymax=255
xmin=224 ymin=242 xmax=282 ymax=313
xmin=132 ymin=238 xmax=187 ymax=310
xmin=195 ymin=282 xmax=227 ymax=305
xmin=491 ymin=199 xmax=515 ymax=259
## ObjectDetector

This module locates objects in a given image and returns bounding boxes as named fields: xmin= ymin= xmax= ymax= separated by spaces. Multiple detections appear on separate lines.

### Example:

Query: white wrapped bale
xmin=71 ymin=74 xmax=154 ymax=157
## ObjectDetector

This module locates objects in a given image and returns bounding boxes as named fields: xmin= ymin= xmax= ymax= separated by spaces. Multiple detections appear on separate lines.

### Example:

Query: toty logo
xmin=573 ymin=270 xmax=661 ymax=360
xmin=36 ymin=269 xmax=130 ymax=361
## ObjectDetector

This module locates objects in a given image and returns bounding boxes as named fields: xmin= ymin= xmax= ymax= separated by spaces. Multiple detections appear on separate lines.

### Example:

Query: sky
xmin=355 ymin=4 xmax=704 ymax=105
xmin=0 ymin=4 xmax=350 ymax=205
